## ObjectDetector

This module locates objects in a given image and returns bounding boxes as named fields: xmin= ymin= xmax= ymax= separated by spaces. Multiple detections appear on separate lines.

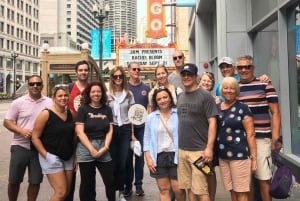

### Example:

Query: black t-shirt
xmin=41 ymin=109 xmax=74 ymax=160
xmin=76 ymin=104 xmax=113 ymax=140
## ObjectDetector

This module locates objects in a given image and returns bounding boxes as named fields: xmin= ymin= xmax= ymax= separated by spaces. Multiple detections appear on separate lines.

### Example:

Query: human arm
xmin=203 ymin=116 xmax=217 ymax=163
xmin=242 ymin=116 xmax=257 ymax=172
xmin=269 ymin=102 xmax=281 ymax=151
xmin=31 ymin=110 xmax=49 ymax=158
xmin=145 ymin=151 xmax=156 ymax=173
xmin=3 ymin=119 xmax=32 ymax=138
xmin=75 ymin=123 xmax=98 ymax=158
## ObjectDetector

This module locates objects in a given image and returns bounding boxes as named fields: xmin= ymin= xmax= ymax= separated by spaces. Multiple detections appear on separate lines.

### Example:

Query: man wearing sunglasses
xmin=236 ymin=55 xmax=281 ymax=201
xmin=3 ymin=75 xmax=53 ymax=201
xmin=125 ymin=62 xmax=150 ymax=197
xmin=168 ymin=50 xmax=186 ymax=90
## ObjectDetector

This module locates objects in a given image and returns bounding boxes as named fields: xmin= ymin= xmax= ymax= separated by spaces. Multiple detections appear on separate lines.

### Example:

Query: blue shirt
xmin=143 ymin=108 xmax=179 ymax=166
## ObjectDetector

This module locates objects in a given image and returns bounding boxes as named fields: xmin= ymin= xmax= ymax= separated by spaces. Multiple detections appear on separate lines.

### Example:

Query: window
xmin=0 ymin=5 xmax=4 ymax=17
xmin=288 ymin=4 xmax=300 ymax=156
xmin=25 ymin=61 xmax=30 ymax=71
xmin=0 ymin=22 xmax=4 ymax=32
xmin=33 ymin=63 xmax=38 ymax=72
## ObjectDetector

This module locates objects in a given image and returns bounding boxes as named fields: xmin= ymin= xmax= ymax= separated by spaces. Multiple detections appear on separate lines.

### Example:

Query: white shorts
xmin=254 ymin=138 xmax=272 ymax=180
xmin=39 ymin=152 xmax=74 ymax=174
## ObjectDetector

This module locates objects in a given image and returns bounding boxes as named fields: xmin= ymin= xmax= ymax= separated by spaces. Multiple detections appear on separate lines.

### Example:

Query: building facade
xmin=40 ymin=0 xmax=137 ymax=53
xmin=188 ymin=0 xmax=300 ymax=178
xmin=0 ymin=0 xmax=40 ymax=96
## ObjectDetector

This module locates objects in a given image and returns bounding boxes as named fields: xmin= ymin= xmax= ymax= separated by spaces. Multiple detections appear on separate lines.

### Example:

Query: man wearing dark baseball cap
xmin=180 ymin=63 xmax=198 ymax=75
xmin=177 ymin=63 xmax=218 ymax=200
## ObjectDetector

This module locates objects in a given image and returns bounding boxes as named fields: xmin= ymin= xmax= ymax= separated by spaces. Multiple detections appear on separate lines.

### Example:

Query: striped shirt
xmin=238 ymin=77 xmax=278 ymax=138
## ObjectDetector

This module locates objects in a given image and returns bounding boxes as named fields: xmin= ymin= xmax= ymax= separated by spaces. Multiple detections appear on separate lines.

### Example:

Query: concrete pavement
xmin=0 ymin=100 xmax=299 ymax=201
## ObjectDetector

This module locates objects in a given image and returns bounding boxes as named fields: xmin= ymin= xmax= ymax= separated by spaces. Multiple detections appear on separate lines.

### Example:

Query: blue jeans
xmin=110 ymin=124 xmax=131 ymax=191
xmin=125 ymin=126 xmax=145 ymax=190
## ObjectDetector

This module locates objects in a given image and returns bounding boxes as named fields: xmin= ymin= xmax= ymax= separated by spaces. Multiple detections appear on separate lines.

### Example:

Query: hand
xmin=21 ymin=129 xmax=32 ymax=139
xmin=203 ymin=148 xmax=213 ymax=163
xmin=147 ymin=159 xmax=156 ymax=173
xmin=251 ymin=159 xmax=257 ymax=172
xmin=92 ymin=146 xmax=108 ymax=159
xmin=46 ymin=152 xmax=59 ymax=166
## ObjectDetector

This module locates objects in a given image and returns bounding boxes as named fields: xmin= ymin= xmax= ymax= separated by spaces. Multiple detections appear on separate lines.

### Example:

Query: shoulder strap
xmin=68 ymin=83 xmax=74 ymax=93
xmin=159 ymin=116 xmax=174 ymax=141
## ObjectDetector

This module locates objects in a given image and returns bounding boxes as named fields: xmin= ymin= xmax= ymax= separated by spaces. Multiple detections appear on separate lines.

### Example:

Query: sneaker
xmin=135 ymin=186 xmax=145 ymax=196
xmin=119 ymin=194 xmax=127 ymax=201
xmin=123 ymin=189 xmax=132 ymax=197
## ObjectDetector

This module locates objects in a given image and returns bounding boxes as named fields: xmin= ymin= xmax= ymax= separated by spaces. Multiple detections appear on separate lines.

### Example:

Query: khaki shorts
xmin=254 ymin=138 xmax=272 ymax=180
xmin=219 ymin=158 xmax=251 ymax=192
xmin=177 ymin=149 xmax=208 ymax=195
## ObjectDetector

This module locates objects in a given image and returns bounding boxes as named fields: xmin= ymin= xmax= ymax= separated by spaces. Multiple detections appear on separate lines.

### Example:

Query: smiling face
xmin=76 ymin=63 xmax=89 ymax=82
xmin=155 ymin=67 xmax=168 ymax=86
xmin=219 ymin=63 xmax=235 ymax=78
xmin=112 ymin=70 xmax=124 ymax=87
xmin=236 ymin=59 xmax=255 ymax=83
xmin=53 ymin=88 xmax=69 ymax=107
xmin=89 ymin=85 xmax=102 ymax=105
xmin=220 ymin=77 xmax=240 ymax=102
xmin=28 ymin=76 xmax=43 ymax=99
xmin=128 ymin=62 xmax=141 ymax=80
xmin=155 ymin=90 xmax=171 ymax=110
xmin=199 ymin=73 xmax=214 ymax=91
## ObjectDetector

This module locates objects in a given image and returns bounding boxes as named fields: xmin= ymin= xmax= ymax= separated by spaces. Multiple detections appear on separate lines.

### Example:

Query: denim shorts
xmin=76 ymin=139 xmax=112 ymax=163
xmin=38 ymin=152 xmax=74 ymax=174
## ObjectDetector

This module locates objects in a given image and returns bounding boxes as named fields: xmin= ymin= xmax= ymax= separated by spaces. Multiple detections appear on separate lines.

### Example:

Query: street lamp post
xmin=11 ymin=51 xmax=19 ymax=99
xmin=93 ymin=1 xmax=110 ymax=72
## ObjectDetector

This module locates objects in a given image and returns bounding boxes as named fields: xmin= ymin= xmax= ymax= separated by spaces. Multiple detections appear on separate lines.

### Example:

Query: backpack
xmin=269 ymin=152 xmax=294 ymax=199
xmin=68 ymin=83 xmax=74 ymax=93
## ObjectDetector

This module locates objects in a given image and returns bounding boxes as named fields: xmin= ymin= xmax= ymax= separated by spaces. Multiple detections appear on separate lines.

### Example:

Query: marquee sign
xmin=117 ymin=43 xmax=175 ymax=68
xmin=146 ymin=0 xmax=167 ymax=39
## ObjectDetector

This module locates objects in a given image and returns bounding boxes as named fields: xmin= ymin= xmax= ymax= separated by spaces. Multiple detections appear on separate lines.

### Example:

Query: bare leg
xmin=156 ymin=178 xmax=172 ymax=201
xmin=27 ymin=183 xmax=40 ymax=201
xmin=47 ymin=171 xmax=69 ymax=201
xmin=207 ymin=174 xmax=217 ymax=201
xmin=170 ymin=179 xmax=185 ymax=201
xmin=8 ymin=183 xmax=20 ymax=201
xmin=258 ymin=180 xmax=271 ymax=201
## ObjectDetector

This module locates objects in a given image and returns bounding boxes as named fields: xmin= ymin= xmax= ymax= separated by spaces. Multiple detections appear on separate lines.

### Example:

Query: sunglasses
xmin=132 ymin=68 xmax=141 ymax=72
xmin=113 ymin=74 xmax=124 ymax=80
xmin=28 ymin=82 xmax=42 ymax=87
xmin=173 ymin=55 xmax=183 ymax=61
xmin=236 ymin=65 xmax=252 ymax=70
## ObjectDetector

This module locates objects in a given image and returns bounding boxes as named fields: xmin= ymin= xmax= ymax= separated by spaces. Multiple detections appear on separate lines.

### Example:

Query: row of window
xmin=0 ymin=22 xmax=39 ymax=44
xmin=0 ymin=56 xmax=39 ymax=73
xmin=0 ymin=38 xmax=39 ymax=57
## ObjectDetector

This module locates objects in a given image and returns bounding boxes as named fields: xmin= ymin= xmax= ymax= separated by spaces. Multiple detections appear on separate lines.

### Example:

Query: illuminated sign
xmin=146 ymin=0 xmax=167 ymax=39
xmin=118 ymin=46 xmax=175 ymax=67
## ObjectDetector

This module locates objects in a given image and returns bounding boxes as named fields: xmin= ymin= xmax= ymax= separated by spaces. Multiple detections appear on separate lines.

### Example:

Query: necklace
xmin=89 ymin=103 xmax=101 ymax=108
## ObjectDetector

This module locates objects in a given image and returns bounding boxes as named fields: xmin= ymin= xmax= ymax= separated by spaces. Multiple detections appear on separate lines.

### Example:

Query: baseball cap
xmin=218 ymin=57 xmax=233 ymax=66
xmin=180 ymin=63 xmax=198 ymax=75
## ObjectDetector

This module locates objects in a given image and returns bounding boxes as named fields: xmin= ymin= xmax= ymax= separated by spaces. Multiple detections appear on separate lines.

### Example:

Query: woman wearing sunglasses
xmin=107 ymin=66 xmax=135 ymax=201
xmin=144 ymin=86 xmax=185 ymax=201
xmin=148 ymin=64 xmax=183 ymax=112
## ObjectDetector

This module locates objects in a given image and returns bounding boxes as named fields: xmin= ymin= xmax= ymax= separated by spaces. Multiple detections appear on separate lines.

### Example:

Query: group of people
xmin=3 ymin=50 xmax=281 ymax=201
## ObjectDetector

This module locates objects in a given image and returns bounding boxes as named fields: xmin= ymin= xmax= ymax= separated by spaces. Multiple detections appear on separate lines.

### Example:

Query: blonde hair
xmin=220 ymin=77 xmax=240 ymax=97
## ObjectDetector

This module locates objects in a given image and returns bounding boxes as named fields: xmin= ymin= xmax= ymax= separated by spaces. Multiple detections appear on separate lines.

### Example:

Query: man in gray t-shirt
xmin=176 ymin=63 xmax=218 ymax=201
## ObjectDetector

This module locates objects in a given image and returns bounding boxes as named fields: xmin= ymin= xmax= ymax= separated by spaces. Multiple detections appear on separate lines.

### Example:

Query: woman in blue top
xmin=76 ymin=81 xmax=115 ymax=201
xmin=144 ymin=86 xmax=185 ymax=201
xmin=217 ymin=77 xmax=257 ymax=201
